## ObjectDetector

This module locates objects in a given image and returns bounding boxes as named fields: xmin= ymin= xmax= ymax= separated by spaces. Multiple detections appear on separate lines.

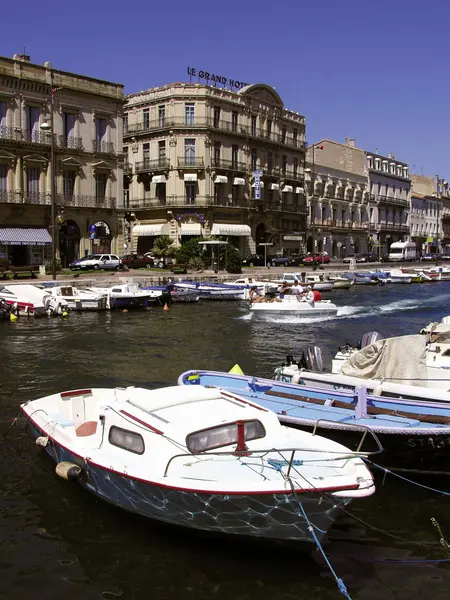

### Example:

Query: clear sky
xmin=2 ymin=0 xmax=447 ymax=177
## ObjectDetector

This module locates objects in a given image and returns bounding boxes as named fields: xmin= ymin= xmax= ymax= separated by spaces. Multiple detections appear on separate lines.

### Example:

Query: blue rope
xmin=366 ymin=461 xmax=450 ymax=496
xmin=289 ymin=481 xmax=352 ymax=599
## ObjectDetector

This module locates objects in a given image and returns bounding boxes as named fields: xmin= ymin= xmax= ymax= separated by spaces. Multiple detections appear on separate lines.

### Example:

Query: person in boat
xmin=303 ymin=285 xmax=315 ymax=304
xmin=278 ymin=281 xmax=292 ymax=295
xmin=291 ymin=279 xmax=304 ymax=295
xmin=313 ymin=288 xmax=322 ymax=302
xmin=249 ymin=285 xmax=266 ymax=303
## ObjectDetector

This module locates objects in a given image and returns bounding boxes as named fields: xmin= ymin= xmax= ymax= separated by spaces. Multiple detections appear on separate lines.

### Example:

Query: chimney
xmin=388 ymin=152 xmax=394 ymax=159
xmin=344 ymin=137 xmax=349 ymax=145
xmin=348 ymin=138 xmax=355 ymax=148
xmin=13 ymin=53 xmax=31 ymax=62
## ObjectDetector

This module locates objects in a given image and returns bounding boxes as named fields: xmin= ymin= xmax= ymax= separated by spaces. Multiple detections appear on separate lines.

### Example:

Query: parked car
xmin=121 ymin=254 xmax=154 ymax=270
xmin=69 ymin=254 xmax=122 ymax=271
xmin=269 ymin=256 xmax=294 ymax=267
xmin=241 ymin=254 xmax=270 ymax=267
xmin=303 ymin=253 xmax=331 ymax=265
xmin=144 ymin=253 xmax=174 ymax=268
xmin=421 ymin=253 xmax=442 ymax=261
xmin=342 ymin=253 xmax=378 ymax=264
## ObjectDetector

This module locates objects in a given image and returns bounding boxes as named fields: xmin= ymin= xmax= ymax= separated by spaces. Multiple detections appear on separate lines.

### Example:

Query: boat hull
xmin=25 ymin=417 xmax=348 ymax=545
xmin=250 ymin=301 xmax=338 ymax=316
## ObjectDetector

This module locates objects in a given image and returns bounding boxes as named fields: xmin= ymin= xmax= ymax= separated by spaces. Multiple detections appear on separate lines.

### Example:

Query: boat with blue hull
xmin=178 ymin=369 xmax=450 ymax=476
xmin=173 ymin=281 xmax=248 ymax=300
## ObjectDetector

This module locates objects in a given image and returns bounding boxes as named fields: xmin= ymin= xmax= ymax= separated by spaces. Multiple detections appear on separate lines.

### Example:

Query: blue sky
xmin=2 ymin=0 xmax=447 ymax=177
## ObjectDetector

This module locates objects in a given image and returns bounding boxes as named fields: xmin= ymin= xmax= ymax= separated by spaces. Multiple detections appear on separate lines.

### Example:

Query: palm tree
xmin=152 ymin=235 xmax=175 ymax=268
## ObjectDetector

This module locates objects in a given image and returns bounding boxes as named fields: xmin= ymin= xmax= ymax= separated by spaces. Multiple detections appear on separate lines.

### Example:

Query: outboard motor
xmin=304 ymin=346 xmax=333 ymax=372
xmin=359 ymin=331 xmax=384 ymax=349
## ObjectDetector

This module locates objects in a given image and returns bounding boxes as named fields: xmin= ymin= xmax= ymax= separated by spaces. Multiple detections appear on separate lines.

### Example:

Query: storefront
xmin=89 ymin=221 xmax=112 ymax=254
xmin=210 ymin=223 xmax=251 ymax=254
xmin=59 ymin=220 xmax=81 ymax=268
xmin=0 ymin=227 xmax=51 ymax=266
xmin=132 ymin=222 xmax=170 ymax=254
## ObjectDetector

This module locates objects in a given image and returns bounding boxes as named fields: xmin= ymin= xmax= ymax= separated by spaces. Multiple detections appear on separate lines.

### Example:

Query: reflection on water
xmin=1 ymin=283 xmax=450 ymax=599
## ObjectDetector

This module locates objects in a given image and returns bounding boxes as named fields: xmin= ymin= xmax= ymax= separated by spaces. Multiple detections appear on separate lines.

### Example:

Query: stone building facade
xmin=305 ymin=139 xmax=370 ymax=258
xmin=123 ymin=82 xmax=307 ymax=256
xmin=0 ymin=53 xmax=124 ymax=267
xmin=410 ymin=174 xmax=446 ymax=254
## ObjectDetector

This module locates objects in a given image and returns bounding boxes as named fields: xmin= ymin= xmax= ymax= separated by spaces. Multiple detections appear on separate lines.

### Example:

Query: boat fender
xmin=10 ymin=312 xmax=18 ymax=322
xmin=55 ymin=461 xmax=82 ymax=482
xmin=292 ymin=371 xmax=301 ymax=384
xmin=373 ymin=384 xmax=383 ymax=396
xmin=35 ymin=436 xmax=49 ymax=448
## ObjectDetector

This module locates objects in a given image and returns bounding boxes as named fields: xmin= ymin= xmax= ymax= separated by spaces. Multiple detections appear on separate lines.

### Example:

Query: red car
xmin=303 ymin=253 xmax=330 ymax=265
xmin=121 ymin=254 xmax=155 ymax=270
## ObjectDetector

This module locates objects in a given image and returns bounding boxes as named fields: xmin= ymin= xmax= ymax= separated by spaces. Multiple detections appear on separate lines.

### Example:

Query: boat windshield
xmin=186 ymin=420 xmax=265 ymax=453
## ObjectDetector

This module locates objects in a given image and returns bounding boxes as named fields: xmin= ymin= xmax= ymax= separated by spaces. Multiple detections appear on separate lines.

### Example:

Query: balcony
xmin=0 ymin=189 xmax=23 ymax=204
xmin=376 ymin=195 xmax=409 ymax=207
xmin=123 ymin=160 xmax=132 ymax=174
xmin=92 ymin=140 xmax=115 ymax=154
xmin=283 ymin=169 xmax=303 ymax=182
xmin=265 ymin=200 xmax=308 ymax=213
xmin=177 ymin=157 xmax=204 ymax=168
xmin=135 ymin=157 xmax=170 ymax=173
xmin=57 ymin=194 xmax=116 ymax=209
xmin=128 ymin=195 xmax=252 ymax=210
xmin=263 ymin=165 xmax=281 ymax=177
xmin=59 ymin=135 xmax=83 ymax=150
xmin=211 ymin=158 xmax=247 ymax=172
xmin=377 ymin=223 xmax=409 ymax=232
xmin=0 ymin=127 xmax=52 ymax=145
xmin=125 ymin=117 xmax=209 ymax=136
xmin=208 ymin=118 xmax=244 ymax=134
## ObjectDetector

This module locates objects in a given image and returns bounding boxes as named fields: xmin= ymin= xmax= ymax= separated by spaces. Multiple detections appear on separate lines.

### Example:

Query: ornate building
xmin=410 ymin=174 xmax=444 ymax=255
xmin=0 ymin=53 xmax=124 ymax=267
xmin=305 ymin=139 xmax=371 ymax=258
xmin=123 ymin=82 xmax=307 ymax=255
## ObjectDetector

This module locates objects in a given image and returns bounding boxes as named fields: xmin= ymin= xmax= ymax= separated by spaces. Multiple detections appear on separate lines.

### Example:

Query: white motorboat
xmin=229 ymin=277 xmax=278 ymax=299
xmin=87 ymin=283 xmax=170 ymax=309
xmin=303 ymin=274 xmax=334 ymax=292
xmin=326 ymin=275 xmax=353 ymax=290
xmin=173 ymin=281 xmax=247 ymax=300
xmin=0 ymin=284 xmax=69 ymax=316
xmin=45 ymin=285 xmax=108 ymax=311
xmin=250 ymin=295 xmax=338 ymax=316
xmin=21 ymin=384 xmax=374 ymax=546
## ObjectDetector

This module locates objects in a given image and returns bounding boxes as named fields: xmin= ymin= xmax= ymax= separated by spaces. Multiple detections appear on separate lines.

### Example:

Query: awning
xmin=251 ymin=180 xmax=264 ymax=188
xmin=0 ymin=228 xmax=51 ymax=246
xmin=295 ymin=186 xmax=305 ymax=194
xmin=132 ymin=223 xmax=170 ymax=237
xmin=211 ymin=223 xmax=251 ymax=236
xmin=233 ymin=177 xmax=245 ymax=186
xmin=214 ymin=175 xmax=228 ymax=184
xmin=270 ymin=183 xmax=280 ymax=191
xmin=181 ymin=222 xmax=202 ymax=236
xmin=152 ymin=175 xmax=166 ymax=184
xmin=283 ymin=235 xmax=302 ymax=241
xmin=282 ymin=185 xmax=293 ymax=193
xmin=184 ymin=173 xmax=197 ymax=182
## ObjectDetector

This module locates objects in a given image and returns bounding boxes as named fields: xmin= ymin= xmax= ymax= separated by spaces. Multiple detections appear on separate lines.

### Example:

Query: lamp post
xmin=305 ymin=143 xmax=323 ymax=271
xmin=259 ymin=242 xmax=273 ymax=267
xmin=40 ymin=86 xmax=57 ymax=280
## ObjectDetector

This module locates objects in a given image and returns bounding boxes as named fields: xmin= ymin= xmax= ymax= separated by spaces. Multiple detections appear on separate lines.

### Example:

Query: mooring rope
xmin=366 ymin=461 xmax=450 ymax=496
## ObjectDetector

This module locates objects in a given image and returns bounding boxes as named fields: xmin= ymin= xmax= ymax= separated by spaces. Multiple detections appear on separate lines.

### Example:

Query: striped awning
xmin=0 ymin=228 xmax=51 ymax=246
xmin=181 ymin=222 xmax=202 ymax=236
xmin=132 ymin=223 xmax=170 ymax=236
xmin=211 ymin=223 xmax=251 ymax=236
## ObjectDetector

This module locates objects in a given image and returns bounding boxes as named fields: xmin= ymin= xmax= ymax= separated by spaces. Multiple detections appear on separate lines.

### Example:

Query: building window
xmin=374 ymin=159 xmax=380 ymax=170
xmin=367 ymin=156 xmax=373 ymax=169
xmin=231 ymin=184 xmax=239 ymax=205
xmin=282 ymin=155 xmax=287 ymax=176
xmin=62 ymin=112 xmax=76 ymax=144
xmin=267 ymin=151 xmax=273 ymax=174
xmin=26 ymin=106 xmax=40 ymax=141
xmin=382 ymin=161 xmax=388 ymax=172
xmin=95 ymin=118 xmax=107 ymax=142
xmin=26 ymin=167 xmax=40 ymax=195
xmin=0 ymin=164 xmax=7 ymax=190
xmin=143 ymin=108 xmax=149 ymax=129
xmin=251 ymin=149 xmax=257 ymax=171
xmin=293 ymin=157 xmax=298 ymax=178
xmin=158 ymin=140 xmax=166 ymax=159
xmin=158 ymin=105 xmax=166 ymax=127
xmin=143 ymin=142 xmax=150 ymax=160
xmin=123 ymin=113 xmax=128 ymax=133
xmin=0 ymin=101 xmax=7 ymax=130
xmin=293 ymin=128 xmax=298 ymax=147
xmin=266 ymin=119 xmax=272 ymax=137
xmin=185 ymin=182 xmax=196 ymax=205
xmin=232 ymin=111 xmax=238 ymax=132
xmin=184 ymin=138 xmax=196 ymax=165
xmin=213 ymin=106 xmax=220 ymax=128
xmin=96 ymin=173 xmax=107 ymax=199
xmin=390 ymin=163 xmax=395 ymax=174
xmin=403 ymin=167 xmax=408 ymax=178
xmin=341 ymin=209 xmax=345 ymax=225
xmin=213 ymin=141 xmax=221 ymax=164
xmin=109 ymin=426 xmax=144 ymax=455
xmin=156 ymin=182 xmax=166 ymax=203
xmin=63 ymin=170 xmax=75 ymax=197
xmin=281 ymin=126 xmax=286 ymax=143
xmin=251 ymin=116 xmax=257 ymax=137
xmin=232 ymin=144 xmax=238 ymax=169
xmin=185 ymin=103 xmax=195 ymax=125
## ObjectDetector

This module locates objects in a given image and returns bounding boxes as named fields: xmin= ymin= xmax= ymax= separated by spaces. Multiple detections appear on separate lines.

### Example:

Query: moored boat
xmin=0 ymin=283 xmax=69 ymax=316
xmin=88 ymin=283 xmax=170 ymax=309
xmin=44 ymin=285 xmax=108 ymax=311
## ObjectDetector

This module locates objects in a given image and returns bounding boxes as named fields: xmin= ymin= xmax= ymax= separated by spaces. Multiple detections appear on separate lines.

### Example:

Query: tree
xmin=152 ymin=235 xmax=176 ymax=267
xmin=175 ymin=237 xmax=206 ymax=265
xmin=225 ymin=245 xmax=242 ymax=274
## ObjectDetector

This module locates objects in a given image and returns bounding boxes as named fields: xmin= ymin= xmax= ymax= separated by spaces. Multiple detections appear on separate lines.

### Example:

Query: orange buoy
xmin=163 ymin=303 xmax=169 ymax=311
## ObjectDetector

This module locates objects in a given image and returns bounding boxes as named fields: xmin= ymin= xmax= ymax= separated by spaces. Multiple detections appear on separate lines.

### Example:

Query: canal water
xmin=1 ymin=282 xmax=450 ymax=599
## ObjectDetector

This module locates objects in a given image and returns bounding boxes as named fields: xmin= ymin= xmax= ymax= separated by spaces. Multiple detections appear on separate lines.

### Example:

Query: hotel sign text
xmin=187 ymin=67 xmax=247 ymax=90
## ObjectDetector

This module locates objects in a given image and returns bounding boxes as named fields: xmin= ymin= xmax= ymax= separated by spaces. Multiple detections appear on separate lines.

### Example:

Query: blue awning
xmin=0 ymin=228 xmax=52 ymax=246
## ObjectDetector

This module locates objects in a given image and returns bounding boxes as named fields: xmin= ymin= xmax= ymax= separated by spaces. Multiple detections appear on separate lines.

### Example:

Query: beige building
xmin=305 ymin=139 xmax=371 ymax=258
xmin=123 ymin=82 xmax=307 ymax=256
xmin=0 ymin=53 xmax=124 ymax=268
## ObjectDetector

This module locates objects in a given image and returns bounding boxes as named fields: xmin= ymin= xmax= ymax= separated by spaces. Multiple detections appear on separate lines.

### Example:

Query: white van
xmin=388 ymin=241 xmax=417 ymax=262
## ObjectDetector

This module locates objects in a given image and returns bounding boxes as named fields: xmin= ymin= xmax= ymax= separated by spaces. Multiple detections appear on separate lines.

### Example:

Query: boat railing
xmin=163 ymin=440 xmax=383 ymax=478
xmin=311 ymin=419 xmax=384 ymax=454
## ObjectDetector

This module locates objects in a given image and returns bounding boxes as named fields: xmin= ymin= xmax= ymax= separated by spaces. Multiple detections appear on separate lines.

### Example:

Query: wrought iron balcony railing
xmin=125 ymin=117 xmax=209 ymax=135
xmin=23 ymin=191 xmax=52 ymax=204
xmin=0 ymin=127 xmax=52 ymax=144
xmin=177 ymin=157 xmax=204 ymax=168
xmin=211 ymin=158 xmax=247 ymax=172
xmin=128 ymin=195 xmax=254 ymax=210
xmin=0 ymin=189 xmax=22 ymax=204
xmin=135 ymin=157 xmax=170 ymax=172
xmin=283 ymin=169 xmax=303 ymax=181
xmin=92 ymin=140 xmax=115 ymax=154
xmin=57 ymin=194 xmax=117 ymax=209
xmin=59 ymin=135 xmax=83 ymax=150
xmin=376 ymin=194 xmax=409 ymax=206
xmin=377 ymin=223 xmax=409 ymax=232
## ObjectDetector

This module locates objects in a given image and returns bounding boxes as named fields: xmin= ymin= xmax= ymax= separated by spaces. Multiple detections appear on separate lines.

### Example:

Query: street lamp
xmin=40 ymin=88 xmax=57 ymax=280
xmin=259 ymin=242 xmax=273 ymax=267
xmin=305 ymin=143 xmax=323 ymax=270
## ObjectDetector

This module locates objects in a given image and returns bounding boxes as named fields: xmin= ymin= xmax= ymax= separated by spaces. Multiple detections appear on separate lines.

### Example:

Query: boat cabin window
xmin=112 ymin=288 xmax=122 ymax=293
xmin=109 ymin=425 xmax=145 ymax=454
xmin=186 ymin=420 xmax=266 ymax=453
xmin=60 ymin=287 xmax=73 ymax=296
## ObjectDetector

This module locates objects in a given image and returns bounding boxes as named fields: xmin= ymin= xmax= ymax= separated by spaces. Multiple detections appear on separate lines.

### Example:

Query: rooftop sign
xmin=187 ymin=67 xmax=248 ymax=90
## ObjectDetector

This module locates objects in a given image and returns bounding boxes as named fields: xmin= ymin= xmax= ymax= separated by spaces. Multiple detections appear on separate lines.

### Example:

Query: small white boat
xmin=46 ymin=285 xmax=108 ymax=311
xmin=304 ymin=274 xmax=334 ymax=292
xmin=327 ymin=276 xmax=353 ymax=290
xmin=0 ymin=284 xmax=69 ymax=316
xmin=174 ymin=281 xmax=246 ymax=300
xmin=250 ymin=295 xmax=339 ymax=316
xmin=87 ymin=283 xmax=170 ymax=309
xmin=21 ymin=384 xmax=374 ymax=546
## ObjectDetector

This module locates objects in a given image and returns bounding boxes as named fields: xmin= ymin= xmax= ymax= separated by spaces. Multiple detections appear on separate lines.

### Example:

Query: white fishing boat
xmin=45 ymin=285 xmax=108 ymax=311
xmin=173 ymin=281 xmax=246 ymax=300
xmin=250 ymin=295 xmax=338 ymax=316
xmin=326 ymin=275 xmax=353 ymax=290
xmin=21 ymin=384 xmax=374 ymax=546
xmin=87 ymin=283 xmax=170 ymax=309
xmin=0 ymin=283 xmax=69 ymax=316
xmin=303 ymin=274 xmax=334 ymax=292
